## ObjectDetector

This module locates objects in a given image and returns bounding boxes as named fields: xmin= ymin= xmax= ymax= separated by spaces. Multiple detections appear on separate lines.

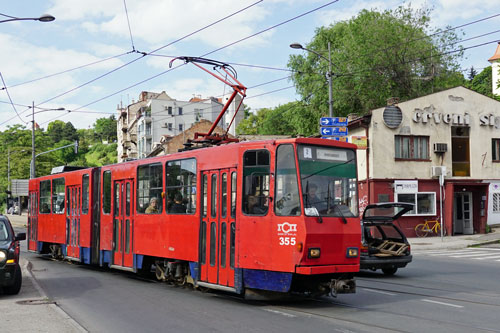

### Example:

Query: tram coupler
xmin=330 ymin=277 xmax=356 ymax=296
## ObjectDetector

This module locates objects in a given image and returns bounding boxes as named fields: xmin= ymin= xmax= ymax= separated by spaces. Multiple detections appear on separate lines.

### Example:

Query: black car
xmin=360 ymin=202 xmax=413 ymax=276
xmin=0 ymin=215 xmax=26 ymax=295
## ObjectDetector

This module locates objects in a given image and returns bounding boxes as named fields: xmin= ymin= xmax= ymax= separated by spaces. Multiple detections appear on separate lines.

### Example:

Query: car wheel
xmin=3 ymin=264 xmax=22 ymax=295
xmin=382 ymin=267 xmax=398 ymax=276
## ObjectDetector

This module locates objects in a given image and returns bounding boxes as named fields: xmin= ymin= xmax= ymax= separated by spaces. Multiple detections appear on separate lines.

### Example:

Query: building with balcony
xmin=348 ymin=86 xmax=500 ymax=236
xmin=118 ymin=91 xmax=243 ymax=161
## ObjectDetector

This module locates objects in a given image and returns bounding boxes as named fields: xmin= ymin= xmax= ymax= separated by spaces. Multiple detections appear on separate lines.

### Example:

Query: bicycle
xmin=414 ymin=218 xmax=443 ymax=237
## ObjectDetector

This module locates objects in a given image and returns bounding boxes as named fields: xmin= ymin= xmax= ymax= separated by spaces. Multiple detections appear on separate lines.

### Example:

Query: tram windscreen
xmin=298 ymin=145 xmax=358 ymax=217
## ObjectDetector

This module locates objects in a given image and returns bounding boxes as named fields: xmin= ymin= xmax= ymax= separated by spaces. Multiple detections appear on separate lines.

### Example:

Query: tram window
xmin=137 ymin=163 xmax=163 ymax=214
xmin=211 ymin=174 xmax=217 ymax=218
xmin=243 ymin=150 xmax=270 ymax=215
xmin=39 ymin=180 xmax=50 ymax=214
xmin=275 ymin=145 xmax=301 ymax=216
xmin=126 ymin=183 xmax=131 ymax=216
xmin=103 ymin=171 xmax=112 ymax=214
xmin=166 ymin=158 xmax=196 ymax=214
xmin=221 ymin=173 xmax=227 ymax=218
xmin=221 ymin=222 xmax=226 ymax=268
xmin=202 ymin=174 xmax=208 ymax=218
xmin=66 ymin=188 xmax=70 ymax=216
xmin=230 ymin=172 xmax=237 ymax=218
xmin=230 ymin=222 xmax=235 ymax=269
xmin=82 ymin=174 xmax=89 ymax=214
xmin=52 ymin=178 xmax=65 ymax=214
xmin=114 ymin=183 xmax=120 ymax=216
xmin=210 ymin=222 xmax=216 ymax=266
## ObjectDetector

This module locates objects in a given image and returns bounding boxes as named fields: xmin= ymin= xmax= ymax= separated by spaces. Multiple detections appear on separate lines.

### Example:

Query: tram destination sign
xmin=320 ymin=117 xmax=348 ymax=127
xmin=320 ymin=127 xmax=348 ymax=136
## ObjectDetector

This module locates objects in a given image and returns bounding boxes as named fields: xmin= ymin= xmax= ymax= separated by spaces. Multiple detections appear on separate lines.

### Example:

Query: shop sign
xmin=394 ymin=180 xmax=418 ymax=194
xmin=413 ymin=111 xmax=470 ymax=125
xmin=350 ymin=136 xmax=367 ymax=149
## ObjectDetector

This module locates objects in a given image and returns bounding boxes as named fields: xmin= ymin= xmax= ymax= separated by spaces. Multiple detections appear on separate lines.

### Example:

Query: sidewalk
xmin=0 ymin=259 xmax=85 ymax=332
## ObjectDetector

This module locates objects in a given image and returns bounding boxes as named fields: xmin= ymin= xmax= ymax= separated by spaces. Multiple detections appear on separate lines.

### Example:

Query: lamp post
xmin=0 ymin=13 xmax=55 ymax=24
xmin=290 ymin=42 xmax=334 ymax=118
xmin=28 ymin=103 xmax=66 ymax=178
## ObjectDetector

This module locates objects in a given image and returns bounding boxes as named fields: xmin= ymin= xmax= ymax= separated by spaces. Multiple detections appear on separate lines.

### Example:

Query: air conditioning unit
xmin=431 ymin=166 xmax=446 ymax=177
xmin=433 ymin=143 xmax=447 ymax=153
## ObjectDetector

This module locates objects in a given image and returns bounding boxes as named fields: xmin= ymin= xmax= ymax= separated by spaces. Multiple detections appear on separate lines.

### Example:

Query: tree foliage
xmin=465 ymin=66 xmax=500 ymax=100
xmin=93 ymin=116 xmax=117 ymax=142
xmin=288 ymin=6 xmax=464 ymax=120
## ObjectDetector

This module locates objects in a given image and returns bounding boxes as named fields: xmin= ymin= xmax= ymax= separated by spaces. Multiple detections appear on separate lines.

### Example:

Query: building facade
xmin=118 ymin=91 xmax=244 ymax=161
xmin=349 ymin=86 xmax=500 ymax=236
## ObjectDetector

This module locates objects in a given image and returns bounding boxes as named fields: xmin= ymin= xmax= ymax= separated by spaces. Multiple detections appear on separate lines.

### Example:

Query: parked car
xmin=0 ymin=214 xmax=26 ymax=294
xmin=360 ymin=202 xmax=413 ymax=276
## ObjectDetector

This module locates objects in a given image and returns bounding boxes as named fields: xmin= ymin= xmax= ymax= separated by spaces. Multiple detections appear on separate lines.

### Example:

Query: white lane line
xmin=472 ymin=255 xmax=500 ymax=260
xmin=360 ymin=288 xmax=396 ymax=296
xmin=428 ymin=251 xmax=476 ymax=256
xmin=450 ymin=252 xmax=498 ymax=258
xmin=421 ymin=299 xmax=464 ymax=308
xmin=264 ymin=309 xmax=296 ymax=318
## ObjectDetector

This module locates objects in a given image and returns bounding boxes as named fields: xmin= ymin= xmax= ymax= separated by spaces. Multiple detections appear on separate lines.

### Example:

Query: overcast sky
xmin=1 ymin=0 xmax=499 ymax=130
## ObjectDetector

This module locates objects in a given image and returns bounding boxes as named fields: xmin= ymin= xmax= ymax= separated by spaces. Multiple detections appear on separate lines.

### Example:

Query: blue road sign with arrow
xmin=320 ymin=117 xmax=348 ymax=127
xmin=320 ymin=127 xmax=348 ymax=136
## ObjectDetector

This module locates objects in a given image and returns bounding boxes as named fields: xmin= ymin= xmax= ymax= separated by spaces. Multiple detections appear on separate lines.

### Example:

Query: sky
xmin=1 ymin=0 xmax=500 ymax=130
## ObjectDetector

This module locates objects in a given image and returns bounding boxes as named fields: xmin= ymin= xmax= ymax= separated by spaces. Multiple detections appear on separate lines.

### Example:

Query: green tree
xmin=94 ymin=116 xmax=117 ymax=143
xmin=468 ymin=66 xmax=478 ymax=81
xmin=288 ymin=6 xmax=464 ymax=122
xmin=466 ymin=66 xmax=500 ymax=100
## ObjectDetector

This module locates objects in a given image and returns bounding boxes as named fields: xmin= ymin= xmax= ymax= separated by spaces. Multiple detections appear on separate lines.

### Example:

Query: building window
xmin=167 ymin=123 xmax=172 ymax=131
xmin=493 ymin=193 xmax=500 ymax=213
xmin=395 ymin=192 xmax=436 ymax=215
xmin=493 ymin=139 xmax=500 ymax=161
xmin=179 ymin=124 xmax=183 ymax=131
xmin=137 ymin=163 xmax=163 ymax=214
xmin=395 ymin=135 xmax=429 ymax=160
xmin=167 ymin=106 xmax=172 ymax=115
xmin=178 ymin=107 xmax=183 ymax=115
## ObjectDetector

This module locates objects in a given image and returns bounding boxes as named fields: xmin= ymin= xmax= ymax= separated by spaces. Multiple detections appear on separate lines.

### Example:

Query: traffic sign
xmin=320 ymin=127 xmax=348 ymax=136
xmin=322 ymin=137 xmax=348 ymax=142
xmin=320 ymin=117 xmax=348 ymax=127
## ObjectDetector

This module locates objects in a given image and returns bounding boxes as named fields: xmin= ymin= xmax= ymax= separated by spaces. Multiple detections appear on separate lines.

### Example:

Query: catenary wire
xmin=123 ymin=0 xmax=136 ymax=51
xmin=0 ymin=72 xmax=27 ymax=124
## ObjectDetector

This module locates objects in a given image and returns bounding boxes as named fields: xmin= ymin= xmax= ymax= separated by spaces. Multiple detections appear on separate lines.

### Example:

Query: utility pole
xmin=31 ymin=101 xmax=35 ymax=179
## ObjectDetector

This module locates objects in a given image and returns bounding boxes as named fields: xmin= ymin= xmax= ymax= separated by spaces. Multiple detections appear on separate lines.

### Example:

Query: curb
xmin=23 ymin=259 xmax=87 ymax=332
xmin=467 ymin=239 xmax=500 ymax=247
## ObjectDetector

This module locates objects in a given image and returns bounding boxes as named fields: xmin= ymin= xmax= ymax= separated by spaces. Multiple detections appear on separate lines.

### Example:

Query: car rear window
xmin=366 ymin=225 xmax=403 ymax=240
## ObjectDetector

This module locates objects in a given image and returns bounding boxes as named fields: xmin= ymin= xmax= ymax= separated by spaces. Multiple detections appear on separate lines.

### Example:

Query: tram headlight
xmin=346 ymin=247 xmax=359 ymax=258
xmin=308 ymin=248 xmax=320 ymax=259
xmin=0 ymin=250 xmax=6 ymax=263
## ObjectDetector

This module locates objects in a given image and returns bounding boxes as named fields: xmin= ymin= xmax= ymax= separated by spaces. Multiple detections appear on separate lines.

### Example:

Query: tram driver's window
xmin=137 ymin=163 xmax=163 ymax=214
xmin=39 ymin=180 xmax=51 ymax=214
xmin=52 ymin=178 xmax=65 ymax=214
xmin=242 ymin=150 xmax=270 ymax=215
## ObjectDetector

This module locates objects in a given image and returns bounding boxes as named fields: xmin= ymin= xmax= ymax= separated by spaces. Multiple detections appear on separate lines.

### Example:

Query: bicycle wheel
xmin=415 ymin=224 xmax=429 ymax=237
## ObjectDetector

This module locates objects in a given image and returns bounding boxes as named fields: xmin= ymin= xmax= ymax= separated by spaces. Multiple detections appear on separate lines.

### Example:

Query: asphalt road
xmin=22 ymin=245 xmax=500 ymax=333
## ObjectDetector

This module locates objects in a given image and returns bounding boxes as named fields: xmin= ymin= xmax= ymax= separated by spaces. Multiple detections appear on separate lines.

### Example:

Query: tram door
xmin=28 ymin=191 xmax=38 ymax=252
xmin=112 ymin=179 xmax=134 ymax=268
xmin=66 ymin=186 xmax=81 ymax=259
xmin=200 ymin=168 xmax=236 ymax=287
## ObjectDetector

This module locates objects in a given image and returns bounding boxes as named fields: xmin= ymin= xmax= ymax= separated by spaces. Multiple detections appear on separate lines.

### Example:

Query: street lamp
xmin=27 ymin=103 xmax=66 ymax=178
xmin=0 ymin=13 xmax=55 ymax=24
xmin=290 ymin=42 xmax=334 ymax=117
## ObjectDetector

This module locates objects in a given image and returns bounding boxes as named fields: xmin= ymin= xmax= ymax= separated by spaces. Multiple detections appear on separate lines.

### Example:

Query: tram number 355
xmin=279 ymin=237 xmax=296 ymax=246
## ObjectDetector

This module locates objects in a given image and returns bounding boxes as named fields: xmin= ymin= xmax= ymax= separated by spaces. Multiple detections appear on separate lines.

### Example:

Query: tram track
xmin=356 ymin=277 xmax=500 ymax=308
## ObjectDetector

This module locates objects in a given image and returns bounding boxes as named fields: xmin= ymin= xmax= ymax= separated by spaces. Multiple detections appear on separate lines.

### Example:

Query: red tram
xmin=28 ymin=138 xmax=361 ymax=297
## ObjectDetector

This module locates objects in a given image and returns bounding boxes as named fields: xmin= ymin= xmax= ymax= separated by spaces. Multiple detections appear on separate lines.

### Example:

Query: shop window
xmin=395 ymin=135 xmax=429 ymax=160
xmin=451 ymin=126 xmax=470 ymax=176
xmin=137 ymin=163 xmax=163 ymax=214
xmin=395 ymin=192 xmax=436 ymax=215
xmin=493 ymin=139 xmax=500 ymax=162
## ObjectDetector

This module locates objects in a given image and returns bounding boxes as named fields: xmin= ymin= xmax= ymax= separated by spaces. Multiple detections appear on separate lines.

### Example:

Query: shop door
xmin=454 ymin=192 xmax=473 ymax=235
xmin=66 ymin=186 xmax=81 ymax=259
xmin=113 ymin=180 xmax=134 ymax=268
xmin=199 ymin=169 xmax=236 ymax=287
xmin=28 ymin=191 xmax=38 ymax=252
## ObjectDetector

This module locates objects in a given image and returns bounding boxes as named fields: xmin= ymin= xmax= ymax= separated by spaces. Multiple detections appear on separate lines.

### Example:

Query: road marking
xmin=264 ymin=309 xmax=296 ymax=318
xmin=421 ymin=299 xmax=464 ymax=308
xmin=360 ymin=288 xmax=396 ymax=296
xmin=450 ymin=252 xmax=498 ymax=258
xmin=428 ymin=251 xmax=476 ymax=256
xmin=472 ymin=255 xmax=500 ymax=260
